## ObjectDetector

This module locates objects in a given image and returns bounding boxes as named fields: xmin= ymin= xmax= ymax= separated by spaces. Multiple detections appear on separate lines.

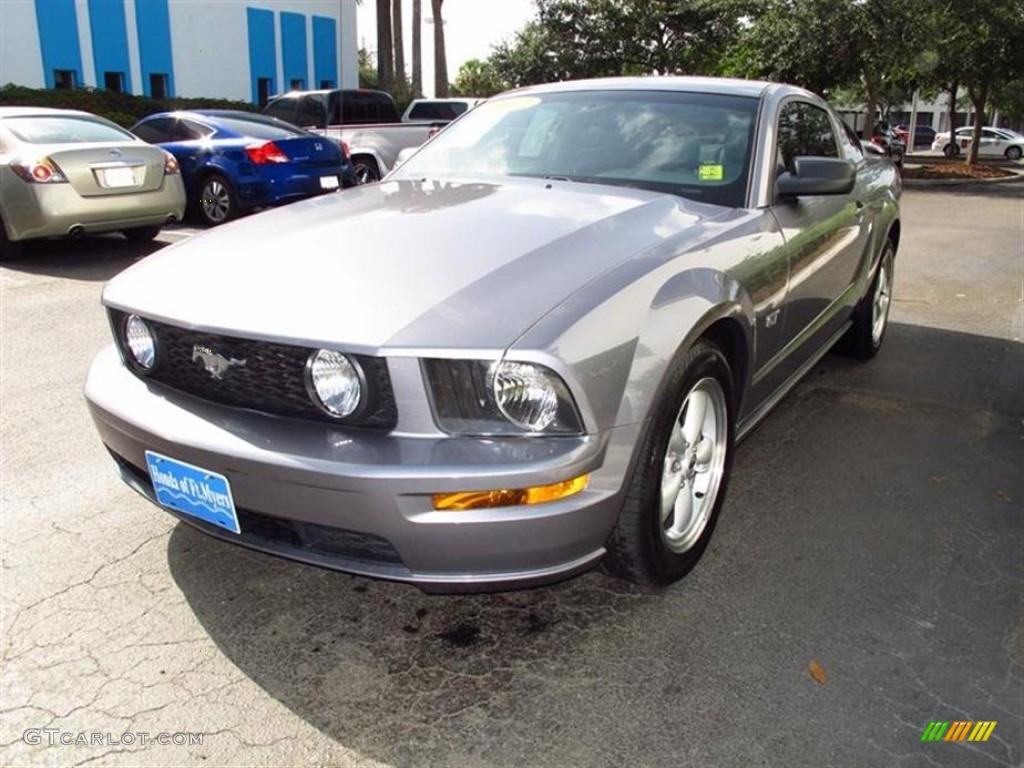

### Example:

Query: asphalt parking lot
xmin=1 ymin=185 xmax=1022 ymax=767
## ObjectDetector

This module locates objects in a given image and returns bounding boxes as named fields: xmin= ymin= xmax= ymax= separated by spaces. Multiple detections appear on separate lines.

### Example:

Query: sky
xmin=354 ymin=0 xmax=537 ymax=97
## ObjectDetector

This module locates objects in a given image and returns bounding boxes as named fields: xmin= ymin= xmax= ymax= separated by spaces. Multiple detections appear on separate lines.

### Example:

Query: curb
xmin=900 ymin=166 xmax=1024 ymax=188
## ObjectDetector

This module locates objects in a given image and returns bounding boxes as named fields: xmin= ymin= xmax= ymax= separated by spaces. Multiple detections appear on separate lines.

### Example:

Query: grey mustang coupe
xmin=86 ymin=77 xmax=901 ymax=592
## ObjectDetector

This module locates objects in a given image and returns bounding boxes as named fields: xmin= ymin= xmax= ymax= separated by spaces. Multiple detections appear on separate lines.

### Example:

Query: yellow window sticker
xmin=698 ymin=164 xmax=724 ymax=181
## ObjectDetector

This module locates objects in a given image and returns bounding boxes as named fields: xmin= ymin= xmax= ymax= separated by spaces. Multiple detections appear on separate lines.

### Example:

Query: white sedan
xmin=931 ymin=126 xmax=1024 ymax=160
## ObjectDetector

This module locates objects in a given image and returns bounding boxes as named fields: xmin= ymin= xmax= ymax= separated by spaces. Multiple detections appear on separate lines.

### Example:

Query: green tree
xmin=358 ymin=48 xmax=379 ymax=89
xmin=914 ymin=0 xmax=1024 ymax=163
xmin=727 ymin=0 xmax=918 ymax=117
xmin=452 ymin=59 xmax=507 ymax=97
xmin=488 ymin=0 xmax=750 ymax=88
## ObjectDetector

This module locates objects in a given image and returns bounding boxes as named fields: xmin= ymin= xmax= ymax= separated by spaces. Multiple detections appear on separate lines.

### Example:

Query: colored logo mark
xmin=921 ymin=721 xmax=997 ymax=742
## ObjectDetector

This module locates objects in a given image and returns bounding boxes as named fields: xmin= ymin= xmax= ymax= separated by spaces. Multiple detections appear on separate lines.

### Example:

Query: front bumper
xmin=3 ymin=176 xmax=186 ymax=242
xmin=85 ymin=346 xmax=628 ymax=591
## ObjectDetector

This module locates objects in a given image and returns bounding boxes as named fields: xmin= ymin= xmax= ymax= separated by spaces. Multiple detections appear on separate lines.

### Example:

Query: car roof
xmin=139 ymin=110 xmax=287 ymax=123
xmin=268 ymin=88 xmax=391 ymax=99
xmin=0 ymin=106 xmax=100 ymax=119
xmin=508 ymin=76 xmax=782 ymax=100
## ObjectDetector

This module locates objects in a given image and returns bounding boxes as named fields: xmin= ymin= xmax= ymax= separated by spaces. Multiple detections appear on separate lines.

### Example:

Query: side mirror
xmin=776 ymin=156 xmax=856 ymax=197
xmin=862 ymin=142 xmax=886 ymax=158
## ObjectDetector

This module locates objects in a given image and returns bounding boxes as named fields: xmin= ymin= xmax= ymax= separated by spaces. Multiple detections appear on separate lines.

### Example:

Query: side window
xmin=346 ymin=97 xmax=379 ymax=124
xmin=776 ymin=102 xmax=840 ymax=172
xmin=174 ymin=119 xmax=211 ymax=141
xmin=297 ymin=96 xmax=325 ymax=128
xmin=264 ymin=97 xmax=297 ymax=125
xmin=132 ymin=118 xmax=172 ymax=143
xmin=327 ymin=92 xmax=342 ymax=124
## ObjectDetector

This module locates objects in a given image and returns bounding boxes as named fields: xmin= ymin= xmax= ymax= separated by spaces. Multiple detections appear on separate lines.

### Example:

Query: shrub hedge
xmin=0 ymin=83 xmax=258 ymax=127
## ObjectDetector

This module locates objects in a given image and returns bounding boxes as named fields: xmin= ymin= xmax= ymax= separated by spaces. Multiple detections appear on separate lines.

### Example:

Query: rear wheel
xmin=196 ymin=174 xmax=238 ymax=226
xmin=122 ymin=225 xmax=161 ymax=243
xmin=1005 ymin=146 xmax=1022 ymax=161
xmin=840 ymin=238 xmax=895 ymax=359
xmin=605 ymin=339 xmax=735 ymax=585
xmin=351 ymin=156 xmax=380 ymax=185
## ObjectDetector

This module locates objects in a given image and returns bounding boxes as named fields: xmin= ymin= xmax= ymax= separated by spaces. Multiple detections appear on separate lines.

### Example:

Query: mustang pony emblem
xmin=192 ymin=346 xmax=246 ymax=379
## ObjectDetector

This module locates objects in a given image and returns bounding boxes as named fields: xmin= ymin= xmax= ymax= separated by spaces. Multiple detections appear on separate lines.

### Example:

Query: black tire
xmin=1005 ymin=146 xmax=1022 ymax=161
xmin=351 ymin=156 xmax=380 ymax=185
xmin=942 ymin=143 xmax=959 ymax=159
xmin=605 ymin=339 xmax=735 ymax=586
xmin=122 ymin=225 xmax=162 ymax=242
xmin=839 ymin=238 xmax=896 ymax=359
xmin=195 ymin=174 xmax=238 ymax=226
xmin=0 ymin=216 xmax=20 ymax=261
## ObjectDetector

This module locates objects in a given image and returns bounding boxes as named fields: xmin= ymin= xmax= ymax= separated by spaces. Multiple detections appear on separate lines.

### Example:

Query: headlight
xmin=425 ymin=359 xmax=583 ymax=435
xmin=491 ymin=362 xmax=561 ymax=431
xmin=124 ymin=314 xmax=156 ymax=370
xmin=306 ymin=349 xmax=362 ymax=418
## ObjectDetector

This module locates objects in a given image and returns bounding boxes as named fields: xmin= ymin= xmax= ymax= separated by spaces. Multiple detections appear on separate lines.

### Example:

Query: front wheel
xmin=942 ymin=143 xmax=959 ymax=159
xmin=196 ymin=174 xmax=238 ymax=226
xmin=839 ymin=239 xmax=895 ymax=359
xmin=1005 ymin=146 xmax=1022 ymax=161
xmin=605 ymin=339 xmax=735 ymax=586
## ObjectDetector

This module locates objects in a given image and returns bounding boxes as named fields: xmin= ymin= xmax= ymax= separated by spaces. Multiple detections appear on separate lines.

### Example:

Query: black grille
xmin=110 ymin=310 xmax=396 ymax=429
xmin=114 ymin=451 xmax=404 ymax=566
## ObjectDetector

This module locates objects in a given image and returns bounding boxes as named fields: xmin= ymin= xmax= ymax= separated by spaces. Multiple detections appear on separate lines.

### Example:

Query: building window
xmin=319 ymin=80 xmax=334 ymax=89
xmin=257 ymin=78 xmax=273 ymax=106
xmin=104 ymin=71 xmax=125 ymax=92
xmin=149 ymin=73 xmax=169 ymax=99
xmin=290 ymin=78 xmax=305 ymax=91
xmin=54 ymin=70 xmax=77 ymax=90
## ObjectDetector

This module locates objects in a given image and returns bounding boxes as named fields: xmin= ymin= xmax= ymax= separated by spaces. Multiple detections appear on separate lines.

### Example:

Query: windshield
xmin=392 ymin=90 xmax=758 ymax=208
xmin=3 ymin=115 xmax=136 ymax=144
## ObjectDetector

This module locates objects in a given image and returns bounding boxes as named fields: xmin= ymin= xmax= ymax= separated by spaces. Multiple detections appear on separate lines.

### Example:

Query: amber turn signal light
xmin=432 ymin=474 xmax=590 ymax=511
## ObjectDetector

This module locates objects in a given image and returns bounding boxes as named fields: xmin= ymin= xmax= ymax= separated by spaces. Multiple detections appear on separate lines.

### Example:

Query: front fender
xmin=512 ymin=260 xmax=755 ymax=437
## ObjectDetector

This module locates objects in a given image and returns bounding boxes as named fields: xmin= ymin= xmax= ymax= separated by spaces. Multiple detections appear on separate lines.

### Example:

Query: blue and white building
xmin=0 ymin=0 xmax=359 ymax=104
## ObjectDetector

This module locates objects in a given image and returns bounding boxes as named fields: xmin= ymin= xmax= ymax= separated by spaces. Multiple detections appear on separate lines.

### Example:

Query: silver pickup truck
xmin=264 ymin=90 xmax=477 ymax=184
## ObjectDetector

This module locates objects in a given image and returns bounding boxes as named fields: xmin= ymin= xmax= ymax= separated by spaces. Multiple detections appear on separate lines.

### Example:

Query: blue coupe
xmin=131 ymin=110 xmax=355 ymax=226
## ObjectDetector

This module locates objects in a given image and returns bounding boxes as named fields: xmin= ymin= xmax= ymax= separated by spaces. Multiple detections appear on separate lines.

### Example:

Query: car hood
xmin=104 ymin=177 xmax=724 ymax=352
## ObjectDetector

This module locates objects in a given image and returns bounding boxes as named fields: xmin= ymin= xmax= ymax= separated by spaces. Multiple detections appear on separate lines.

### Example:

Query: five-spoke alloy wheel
xmin=606 ymin=339 xmax=735 ymax=585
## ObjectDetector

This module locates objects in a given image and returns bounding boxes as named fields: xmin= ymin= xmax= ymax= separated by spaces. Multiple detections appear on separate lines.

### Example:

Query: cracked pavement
xmin=1 ymin=188 xmax=1022 ymax=767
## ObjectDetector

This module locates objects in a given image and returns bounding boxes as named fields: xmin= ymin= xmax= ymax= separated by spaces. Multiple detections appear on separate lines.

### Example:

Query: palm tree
xmin=376 ymin=0 xmax=394 ymax=93
xmin=412 ymin=0 xmax=423 ymax=98
xmin=393 ymin=0 xmax=407 ymax=98
xmin=431 ymin=0 xmax=448 ymax=97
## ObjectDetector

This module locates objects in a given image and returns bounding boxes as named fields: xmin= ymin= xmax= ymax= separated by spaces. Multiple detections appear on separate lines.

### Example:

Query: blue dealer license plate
xmin=145 ymin=451 xmax=240 ymax=534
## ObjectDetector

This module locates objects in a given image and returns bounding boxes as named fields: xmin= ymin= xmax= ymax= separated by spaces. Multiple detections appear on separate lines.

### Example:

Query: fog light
xmin=306 ymin=349 xmax=362 ymax=418
xmin=432 ymin=474 xmax=590 ymax=511
xmin=124 ymin=314 xmax=156 ymax=369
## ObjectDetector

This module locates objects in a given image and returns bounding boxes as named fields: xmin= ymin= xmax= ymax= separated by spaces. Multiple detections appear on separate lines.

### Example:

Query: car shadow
xmin=1 ymin=233 xmax=171 ymax=281
xmin=165 ymin=320 xmax=1023 ymax=766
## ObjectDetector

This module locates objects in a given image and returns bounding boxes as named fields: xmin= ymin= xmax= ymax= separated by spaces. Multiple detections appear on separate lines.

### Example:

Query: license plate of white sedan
xmin=102 ymin=166 xmax=136 ymax=187
xmin=144 ymin=451 xmax=240 ymax=534
xmin=319 ymin=175 xmax=339 ymax=190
